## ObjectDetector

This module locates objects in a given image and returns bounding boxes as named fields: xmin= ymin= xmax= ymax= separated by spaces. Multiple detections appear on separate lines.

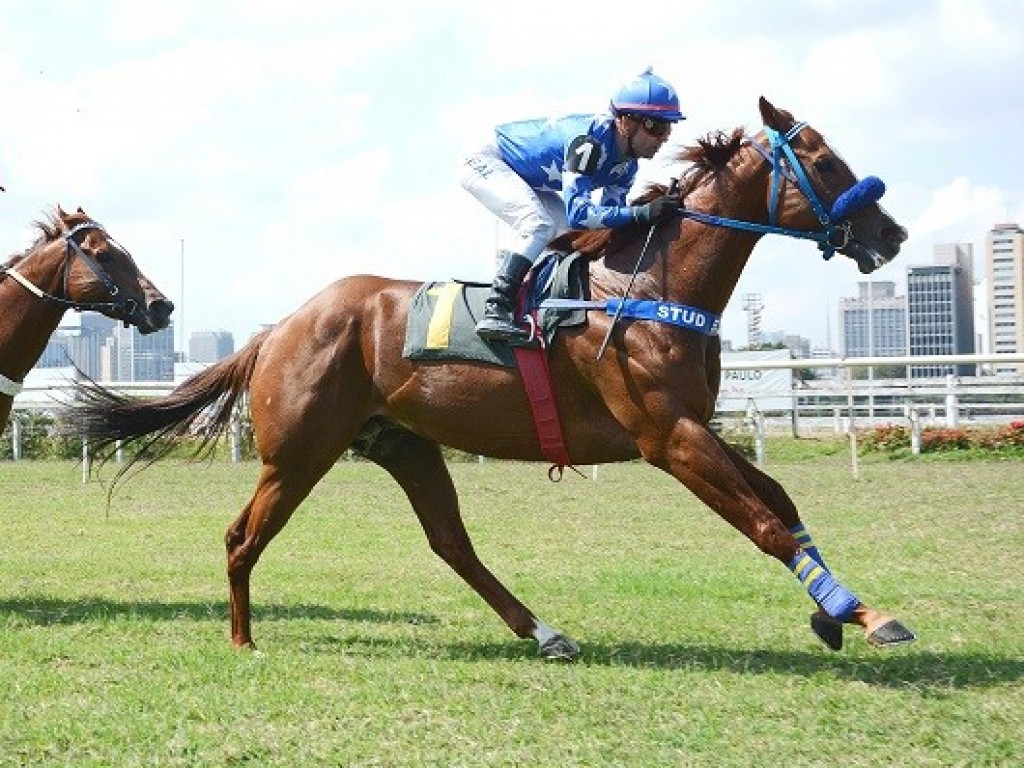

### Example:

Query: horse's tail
xmin=64 ymin=328 xmax=270 ymax=478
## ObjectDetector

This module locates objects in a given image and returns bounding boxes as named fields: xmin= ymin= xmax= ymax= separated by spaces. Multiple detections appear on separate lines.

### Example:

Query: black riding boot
xmin=475 ymin=251 xmax=533 ymax=342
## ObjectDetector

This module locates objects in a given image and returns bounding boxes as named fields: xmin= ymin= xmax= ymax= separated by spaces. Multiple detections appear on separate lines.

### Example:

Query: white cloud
xmin=108 ymin=3 xmax=190 ymax=41
xmin=2 ymin=0 xmax=1022 ymax=352
xmin=909 ymin=177 xmax=1012 ymax=245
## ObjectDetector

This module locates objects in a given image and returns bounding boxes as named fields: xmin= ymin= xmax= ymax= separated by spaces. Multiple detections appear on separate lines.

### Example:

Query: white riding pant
xmin=458 ymin=140 xmax=569 ymax=263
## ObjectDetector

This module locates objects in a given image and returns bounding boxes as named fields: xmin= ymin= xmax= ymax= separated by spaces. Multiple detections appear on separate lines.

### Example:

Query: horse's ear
xmin=57 ymin=205 xmax=68 ymax=220
xmin=758 ymin=96 xmax=795 ymax=132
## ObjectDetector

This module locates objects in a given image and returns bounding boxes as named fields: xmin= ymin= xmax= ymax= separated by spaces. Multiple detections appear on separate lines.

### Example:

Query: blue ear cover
xmin=830 ymin=176 xmax=885 ymax=221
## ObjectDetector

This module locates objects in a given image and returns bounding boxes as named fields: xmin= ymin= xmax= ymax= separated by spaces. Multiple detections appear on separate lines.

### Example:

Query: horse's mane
xmin=34 ymin=209 xmax=71 ymax=241
xmin=2 ymin=208 xmax=77 ymax=268
xmin=2 ymin=252 xmax=26 ymax=269
xmin=550 ymin=127 xmax=747 ymax=256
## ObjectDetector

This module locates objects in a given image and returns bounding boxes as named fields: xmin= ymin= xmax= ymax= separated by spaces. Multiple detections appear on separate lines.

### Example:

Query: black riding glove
xmin=633 ymin=194 xmax=680 ymax=223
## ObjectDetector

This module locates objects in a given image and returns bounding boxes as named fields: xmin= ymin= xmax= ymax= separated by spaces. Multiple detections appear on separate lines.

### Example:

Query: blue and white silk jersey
xmin=494 ymin=114 xmax=639 ymax=230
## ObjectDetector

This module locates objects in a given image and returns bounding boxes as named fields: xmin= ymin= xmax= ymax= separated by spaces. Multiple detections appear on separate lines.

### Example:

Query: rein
xmin=0 ymin=221 xmax=138 ymax=319
xmin=541 ymin=120 xmax=889 ymax=342
xmin=677 ymin=122 xmax=880 ymax=262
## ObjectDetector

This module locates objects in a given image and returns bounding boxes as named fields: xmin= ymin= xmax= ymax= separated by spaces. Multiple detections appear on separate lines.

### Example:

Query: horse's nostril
xmin=150 ymin=299 xmax=175 ymax=320
xmin=143 ymin=299 xmax=174 ymax=330
xmin=883 ymin=225 xmax=908 ymax=244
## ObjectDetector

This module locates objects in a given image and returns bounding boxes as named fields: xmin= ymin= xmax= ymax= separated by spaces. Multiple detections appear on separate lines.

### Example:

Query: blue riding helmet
xmin=610 ymin=67 xmax=684 ymax=122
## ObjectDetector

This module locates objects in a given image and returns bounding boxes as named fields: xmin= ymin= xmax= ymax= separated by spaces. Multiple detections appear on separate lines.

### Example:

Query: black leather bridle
xmin=0 ymin=220 xmax=139 ymax=321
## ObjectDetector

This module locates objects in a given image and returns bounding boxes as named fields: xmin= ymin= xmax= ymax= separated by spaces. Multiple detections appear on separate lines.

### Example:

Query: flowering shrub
xmin=920 ymin=427 xmax=971 ymax=452
xmin=860 ymin=421 xmax=1024 ymax=455
xmin=858 ymin=423 xmax=911 ymax=452
xmin=973 ymin=421 xmax=1024 ymax=450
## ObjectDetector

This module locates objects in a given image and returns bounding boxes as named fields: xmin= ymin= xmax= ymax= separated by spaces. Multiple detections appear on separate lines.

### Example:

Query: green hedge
xmin=2 ymin=411 xmax=259 ymax=462
xmin=8 ymin=411 xmax=1024 ymax=462
xmin=1 ymin=412 xmax=83 ymax=460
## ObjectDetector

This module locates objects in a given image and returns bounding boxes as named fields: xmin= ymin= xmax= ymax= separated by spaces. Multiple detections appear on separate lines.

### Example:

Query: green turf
xmin=1 ymin=456 xmax=1021 ymax=766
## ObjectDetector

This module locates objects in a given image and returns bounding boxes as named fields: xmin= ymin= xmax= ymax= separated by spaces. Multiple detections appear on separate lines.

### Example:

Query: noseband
xmin=759 ymin=122 xmax=854 ymax=257
xmin=678 ymin=122 xmax=888 ymax=264
xmin=0 ymin=220 xmax=139 ymax=320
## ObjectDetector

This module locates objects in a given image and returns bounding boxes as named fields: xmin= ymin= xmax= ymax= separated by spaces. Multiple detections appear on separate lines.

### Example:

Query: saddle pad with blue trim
xmin=402 ymin=251 xmax=589 ymax=368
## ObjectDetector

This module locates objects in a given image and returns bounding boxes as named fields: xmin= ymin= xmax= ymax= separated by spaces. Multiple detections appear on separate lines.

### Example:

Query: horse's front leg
xmin=638 ymin=418 xmax=914 ymax=649
xmin=715 ymin=433 xmax=915 ymax=649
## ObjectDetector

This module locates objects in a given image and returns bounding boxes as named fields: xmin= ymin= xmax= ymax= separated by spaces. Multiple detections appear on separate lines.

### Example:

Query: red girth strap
xmin=512 ymin=325 xmax=573 ymax=480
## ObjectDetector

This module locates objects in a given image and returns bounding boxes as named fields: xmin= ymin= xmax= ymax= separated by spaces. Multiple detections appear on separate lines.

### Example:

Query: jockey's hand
xmin=634 ymin=193 xmax=681 ymax=223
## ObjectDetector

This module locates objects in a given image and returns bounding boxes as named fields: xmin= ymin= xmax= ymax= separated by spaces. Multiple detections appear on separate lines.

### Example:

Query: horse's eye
xmin=814 ymin=157 xmax=835 ymax=173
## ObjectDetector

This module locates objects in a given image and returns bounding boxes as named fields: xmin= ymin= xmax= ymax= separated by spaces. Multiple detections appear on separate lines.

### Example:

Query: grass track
xmin=1 ymin=455 xmax=1022 ymax=766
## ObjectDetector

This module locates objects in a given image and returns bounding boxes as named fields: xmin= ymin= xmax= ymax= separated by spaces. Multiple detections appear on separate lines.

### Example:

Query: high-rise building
xmin=34 ymin=313 xmax=116 ymax=378
xmin=33 ymin=313 xmax=184 ymax=382
xmin=74 ymin=314 xmax=117 ymax=379
xmin=35 ymin=324 xmax=78 ymax=369
xmin=906 ymin=243 xmax=976 ymax=377
xmin=189 ymin=330 xmax=235 ymax=363
xmin=109 ymin=321 xmax=176 ymax=381
xmin=838 ymin=281 xmax=907 ymax=359
xmin=986 ymin=222 xmax=1023 ymax=375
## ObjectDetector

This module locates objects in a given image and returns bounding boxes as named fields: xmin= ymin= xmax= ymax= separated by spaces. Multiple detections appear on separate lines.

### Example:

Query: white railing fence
xmin=5 ymin=354 xmax=1024 ymax=475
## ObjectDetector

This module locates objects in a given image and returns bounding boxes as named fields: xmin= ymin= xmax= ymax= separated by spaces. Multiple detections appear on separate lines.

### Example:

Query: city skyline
xmin=38 ymin=224 xmax=1005 ymax=376
xmin=31 ymin=217 xmax=1015 ymax=360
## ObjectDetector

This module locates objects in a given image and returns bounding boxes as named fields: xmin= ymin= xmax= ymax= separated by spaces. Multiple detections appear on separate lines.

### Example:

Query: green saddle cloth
xmin=402 ymin=251 xmax=589 ymax=368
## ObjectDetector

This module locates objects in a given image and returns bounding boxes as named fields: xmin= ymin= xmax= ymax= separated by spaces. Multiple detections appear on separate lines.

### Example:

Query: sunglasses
xmin=638 ymin=117 xmax=672 ymax=137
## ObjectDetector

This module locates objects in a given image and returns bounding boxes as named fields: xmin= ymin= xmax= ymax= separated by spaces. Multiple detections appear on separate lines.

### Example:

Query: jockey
xmin=460 ymin=67 xmax=685 ymax=343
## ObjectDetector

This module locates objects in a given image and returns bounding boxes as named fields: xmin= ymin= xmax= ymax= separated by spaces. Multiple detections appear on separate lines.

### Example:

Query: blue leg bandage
xmin=788 ymin=551 xmax=859 ymax=621
xmin=789 ymin=522 xmax=825 ymax=567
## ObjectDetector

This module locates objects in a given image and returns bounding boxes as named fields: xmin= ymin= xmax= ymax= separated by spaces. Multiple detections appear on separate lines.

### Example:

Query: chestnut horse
xmin=66 ymin=99 xmax=914 ymax=659
xmin=1 ymin=208 xmax=173 ymax=430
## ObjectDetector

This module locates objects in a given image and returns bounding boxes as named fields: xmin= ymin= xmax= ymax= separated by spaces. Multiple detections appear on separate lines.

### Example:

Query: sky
xmin=2 ymin=0 xmax=1023 ymax=353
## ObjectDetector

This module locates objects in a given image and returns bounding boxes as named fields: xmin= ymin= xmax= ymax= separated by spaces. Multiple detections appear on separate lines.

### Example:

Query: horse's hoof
xmin=810 ymin=612 xmax=843 ymax=652
xmin=538 ymin=634 xmax=580 ymax=662
xmin=866 ymin=619 xmax=916 ymax=648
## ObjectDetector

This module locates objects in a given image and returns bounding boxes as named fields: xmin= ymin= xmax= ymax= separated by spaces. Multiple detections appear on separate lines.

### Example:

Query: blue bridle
xmin=678 ymin=122 xmax=886 ymax=261
xmin=538 ymin=123 xmax=889 ymax=343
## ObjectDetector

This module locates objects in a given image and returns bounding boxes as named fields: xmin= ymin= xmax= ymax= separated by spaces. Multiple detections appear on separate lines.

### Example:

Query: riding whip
xmin=596 ymin=177 xmax=679 ymax=361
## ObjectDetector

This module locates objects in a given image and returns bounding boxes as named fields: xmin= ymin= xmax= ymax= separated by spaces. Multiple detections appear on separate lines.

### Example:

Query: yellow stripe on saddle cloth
xmin=424 ymin=282 xmax=462 ymax=349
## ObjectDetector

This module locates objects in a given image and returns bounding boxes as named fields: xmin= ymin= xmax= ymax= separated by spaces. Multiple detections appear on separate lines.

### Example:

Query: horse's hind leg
xmin=224 ymin=461 xmax=334 ymax=648
xmin=357 ymin=421 xmax=580 ymax=660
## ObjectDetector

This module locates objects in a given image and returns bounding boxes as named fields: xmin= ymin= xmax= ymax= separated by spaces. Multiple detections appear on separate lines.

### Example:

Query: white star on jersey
xmin=490 ymin=112 xmax=644 ymax=230
xmin=581 ymin=209 xmax=609 ymax=228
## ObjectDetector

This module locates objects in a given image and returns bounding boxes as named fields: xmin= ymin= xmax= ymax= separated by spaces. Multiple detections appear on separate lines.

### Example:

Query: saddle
xmin=402 ymin=250 xmax=590 ymax=367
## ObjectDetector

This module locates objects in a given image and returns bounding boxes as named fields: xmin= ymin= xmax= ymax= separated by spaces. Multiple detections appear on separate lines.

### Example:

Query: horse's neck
xmin=0 ymin=258 xmax=68 ymax=383
xmin=11 ymin=241 xmax=66 ymax=297
xmin=660 ymin=146 xmax=772 ymax=313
